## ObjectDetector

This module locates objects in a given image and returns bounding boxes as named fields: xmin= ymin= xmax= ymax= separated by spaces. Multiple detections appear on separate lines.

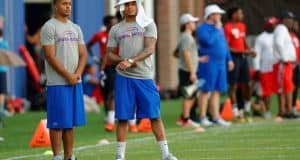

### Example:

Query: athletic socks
xmin=107 ymin=111 xmax=115 ymax=124
xmin=244 ymin=101 xmax=251 ymax=113
xmin=116 ymin=142 xmax=126 ymax=159
xmin=128 ymin=119 xmax=136 ymax=126
xmin=233 ymin=104 xmax=239 ymax=117
xmin=158 ymin=140 xmax=170 ymax=159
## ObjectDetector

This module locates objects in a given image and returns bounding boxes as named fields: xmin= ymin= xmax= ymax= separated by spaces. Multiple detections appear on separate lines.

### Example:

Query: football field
xmin=0 ymin=99 xmax=300 ymax=160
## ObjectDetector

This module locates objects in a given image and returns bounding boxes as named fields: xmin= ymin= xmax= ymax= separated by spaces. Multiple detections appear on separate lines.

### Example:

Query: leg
xmin=198 ymin=92 xmax=210 ymax=118
xmin=50 ymin=129 xmax=63 ymax=156
xmin=182 ymin=97 xmax=196 ymax=120
xmin=285 ymin=92 xmax=293 ymax=113
xmin=116 ymin=120 xmax=128 ymax=159
xmin=210 ymin=91 xmax=220 ymax=120
xmin=277 ymin=93 xmax=285 ymax=116
xmin=242 ymin=82 xmax=252 ymax=113
xmin=62 ymin=128 xmax=74 ymax=160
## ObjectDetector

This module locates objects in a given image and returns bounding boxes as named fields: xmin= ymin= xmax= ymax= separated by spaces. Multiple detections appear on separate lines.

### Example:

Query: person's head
xmin=227 ymin=7 xmax=244 ymax=22
xmin=180 ymin=14 xmax=199 ymax=32
xmin=263 ymin=17 xmax=279 ymax=33
xmin=123 ymin=1 xmax=138 ymax=18
xmin=204 ymin=4 xmax=225 ymax=24
xmin=85 ymin=64 xmax=97 ymax=75
xmin=53 ymin=0 xmax=72 ymax=18
xmin=103 ymin=15 xmax=118 ymax=31
xmin=280 ymin=11 xmax=295 ymax=30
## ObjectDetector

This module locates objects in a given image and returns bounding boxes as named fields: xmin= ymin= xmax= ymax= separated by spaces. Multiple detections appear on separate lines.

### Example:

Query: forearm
xmin=75 ymin=52 xmax=87 ymax=75
xmin=100 ymin=53 xmax=108 ymax=70
xmin=183 ymin=52 xmax=195 ymax=73
xmin=106 ymin=47 xmax=123 ymax=65
xmin=45 ymin=56 xmax=70 ymax=78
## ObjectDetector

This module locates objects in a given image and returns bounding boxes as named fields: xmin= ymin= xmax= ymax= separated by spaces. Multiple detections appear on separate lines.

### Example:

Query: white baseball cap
xmin=204 ymin=4 xmax=225 ymax=19
xmin=180 ymin=13 xmax=199 ymax=25
xmin=115 ymin=0 xmax=143 ymax=7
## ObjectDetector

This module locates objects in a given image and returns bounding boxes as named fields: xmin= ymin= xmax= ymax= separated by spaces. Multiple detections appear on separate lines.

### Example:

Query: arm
xmin=253 ymin=37 xmax=262 ymax=71
xmin=75 ymin=44 xmax=87 ymax=76
xmin=182 ymin=50 xmax=197 ymax=82
xmin=42 ymin=45 xmax=78 ymax=84
xmin=197 ymin=27 xmax=219 ymax=46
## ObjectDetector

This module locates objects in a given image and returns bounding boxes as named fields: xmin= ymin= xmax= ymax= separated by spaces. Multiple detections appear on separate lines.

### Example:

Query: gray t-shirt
xmin=40 ymin=18 xmax=85 ymax=86
xmin=177 ymin=32 xmax=198 ymax=72
xmin=107 ymin=21 xmax=157 ymax=79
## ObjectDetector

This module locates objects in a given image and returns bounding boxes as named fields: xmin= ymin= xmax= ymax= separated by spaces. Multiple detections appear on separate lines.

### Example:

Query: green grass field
xmin=0 ymin=99 xmax=300 ymax=160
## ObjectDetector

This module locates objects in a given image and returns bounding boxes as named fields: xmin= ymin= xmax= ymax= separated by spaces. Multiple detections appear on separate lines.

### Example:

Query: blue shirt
xmin=0 ymin=38 xmax=9 ymax=50
xmin=196 ymin=23 xmax=232 ymax=65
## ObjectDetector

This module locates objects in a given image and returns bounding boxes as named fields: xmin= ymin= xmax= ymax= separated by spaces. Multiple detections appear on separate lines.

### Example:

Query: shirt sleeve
xmin=75 ymin=25 xmax=85 ymax=45
xmin=40 ymin=23 xmax=55 ymax=46
xmin=144 ymin=22 xmax=158 ymax=39
xmin=107 ymin=26 xmax=118 ymax=48
xmin=253 ymin=36 xmax=262 ymax=71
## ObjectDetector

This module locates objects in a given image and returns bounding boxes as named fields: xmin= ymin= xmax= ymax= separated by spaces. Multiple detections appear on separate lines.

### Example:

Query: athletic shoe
xmin=263 ymin=111 xmax=272 ymax=119
xmin=163 ymin=153 xmax=178 ymax=160
xmin=115 ymin=155 xmax=124 ymax=160
xmin=67 ymin=155 xmax=77 ymax=160
xmin=283 ymin=112 xmax=299 ymax=119
xmin=212 ymin=118 xmax=231 ymax=127
xmin=182 ymin=119 xmax=200 ymax=128
xmin=233 ymin=107 xmax=239 ymax=117
xmin=52 ymin=156 xmax=63 ymax=160
xmin=129 ymin=125 xmax=138 ymax=133
xmin=198 ymin=117 xmax=213 ymax=127
xmin=105 ymin=123 xmax=115 ymax=132
xmin=176 ymin=118 xmax=184 ymax=126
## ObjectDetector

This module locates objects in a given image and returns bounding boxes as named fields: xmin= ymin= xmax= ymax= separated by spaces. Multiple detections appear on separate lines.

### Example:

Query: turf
xmin=0 ymin=99 xmax=300 ymax=160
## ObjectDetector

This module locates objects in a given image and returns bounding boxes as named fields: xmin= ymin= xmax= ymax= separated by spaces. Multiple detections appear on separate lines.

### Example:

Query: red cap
xmin=263 ymin=17 xmax=279 ymax=29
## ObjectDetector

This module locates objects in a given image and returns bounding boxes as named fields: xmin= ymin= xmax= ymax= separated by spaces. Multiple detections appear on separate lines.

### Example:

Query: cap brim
xmin=114 ymin=0 xmax=136 ymax=8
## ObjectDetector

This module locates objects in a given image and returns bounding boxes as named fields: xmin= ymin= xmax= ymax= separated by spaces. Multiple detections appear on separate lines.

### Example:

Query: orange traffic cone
xmin=221 ymin=98 xmax=234 ymax=121
xmin=296 ymin=100 xmax=300 ymax=112
xmin=137 ymin=119 xmax=152 ymax=133
xmin=29 ymin=119 xmax=51 ymax=148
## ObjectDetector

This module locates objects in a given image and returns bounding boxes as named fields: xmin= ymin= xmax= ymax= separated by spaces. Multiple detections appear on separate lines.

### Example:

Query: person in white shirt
xmin=253 ymin=17 xmax=279 ymax=119
xmin=273 ymin=11 xmax=297 ymax=120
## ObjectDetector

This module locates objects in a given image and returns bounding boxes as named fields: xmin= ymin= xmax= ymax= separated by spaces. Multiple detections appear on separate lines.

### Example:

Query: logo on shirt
xmin=118 ymin=27 xmax=144 ymax=40
xmin=231 ymin=28 xmax=245 ymax=39
xmin=58 ymin=30 xmax=79 ymax=42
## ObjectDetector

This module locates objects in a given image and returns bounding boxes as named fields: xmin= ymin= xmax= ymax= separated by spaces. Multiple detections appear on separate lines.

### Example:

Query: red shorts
xmin=273 ymin=63 xmax=295 ymax=94
xmin=260 ymin=72 xmax=276 ymax=96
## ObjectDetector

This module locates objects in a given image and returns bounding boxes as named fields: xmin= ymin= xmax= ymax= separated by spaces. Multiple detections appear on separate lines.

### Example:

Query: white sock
xmin=107 ymin=111 xmax=115 ymax=124
xmin=244 ymin=101 xmax=251 ymax=112
xmin=233 ymin=104 xmax=239 ymax=116
xmin=158 ymin=140 xmax=170 ymax=159
xmin=116 ymin=142 xmax=126 ymax=159
xmin=128 ymin=119 xmax=136 ymax=126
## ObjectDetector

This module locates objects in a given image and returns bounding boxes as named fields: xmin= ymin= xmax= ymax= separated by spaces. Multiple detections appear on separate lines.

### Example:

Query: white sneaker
xmin=52 ymin=156 xmax=63 ymax=160
xmin=233 ymin=107 xmax=239 ymax=117
xmin=67 ymin=155 xmax=77 ymax=160
xmin=163 ymin=153 xmax=178 ymax=160
xmin=182 ymin=119 xmax=200 ymax=128
xmin=213 ymin=118 xmax=231 ymax=127
xmin=199 ymin=117 xmax=213 ymax=127
xmin=263 ymin=111 xmax=272 ymax=119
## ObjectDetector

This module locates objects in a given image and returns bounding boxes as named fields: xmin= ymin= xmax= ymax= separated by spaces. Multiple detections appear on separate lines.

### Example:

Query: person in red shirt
xmin=87 ymin=15 xmax=119 ymax=132
xmin=291 ymin=18 xmax=300 ymax=116
xmin=224 ymin=7 xmax=256 ymax=120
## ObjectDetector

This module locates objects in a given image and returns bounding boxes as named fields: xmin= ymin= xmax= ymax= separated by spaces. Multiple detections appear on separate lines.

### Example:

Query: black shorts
xmin=0 ymin=71 xmax=7 ymax=94
xmin=178 ymin=69 xmax=195 ymax=98
xmin=101 ymin=65 xmax=116 ymax=101
xmin=228 ymin=54 xmax=251 ymax=85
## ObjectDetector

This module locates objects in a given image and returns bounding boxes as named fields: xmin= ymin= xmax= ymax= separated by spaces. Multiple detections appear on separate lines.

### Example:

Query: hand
xmin=199 ymin=56 xmax=209 ymax=63
xmin=215 ymin=19 xmax=223 ymax=29
xmin=92 ymin=56 xmax=100 ymax=64
xmin=244 ymin=50 xmax=256 ymax=57
xmin=99 ymin=70 xmax=107 ymax=81
xmin=66 ymin=73 xmax=80 ymax=85
xmin=228 ymin=61 xmax=234 ymax=71
xmin=254 ymin=71 xmax=260 ymax=80
xmin=190 ymin=72 xmax=197 ymax=83
xmin=117 ymin=60 xmax=132 ymax=70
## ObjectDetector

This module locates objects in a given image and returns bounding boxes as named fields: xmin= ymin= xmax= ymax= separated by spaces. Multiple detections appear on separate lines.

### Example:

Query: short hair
xmin=227 ymin=7 xmax=241 ymax=20
xmin=103 ymin=15 xmax=115 ymax=27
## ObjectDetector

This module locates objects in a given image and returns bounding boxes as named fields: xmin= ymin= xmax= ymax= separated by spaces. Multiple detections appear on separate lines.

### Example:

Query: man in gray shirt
xmin=40 ymin=0 xmax=87 ymax=159
xmin=106 ymin=0 xmax=177 ymax=160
